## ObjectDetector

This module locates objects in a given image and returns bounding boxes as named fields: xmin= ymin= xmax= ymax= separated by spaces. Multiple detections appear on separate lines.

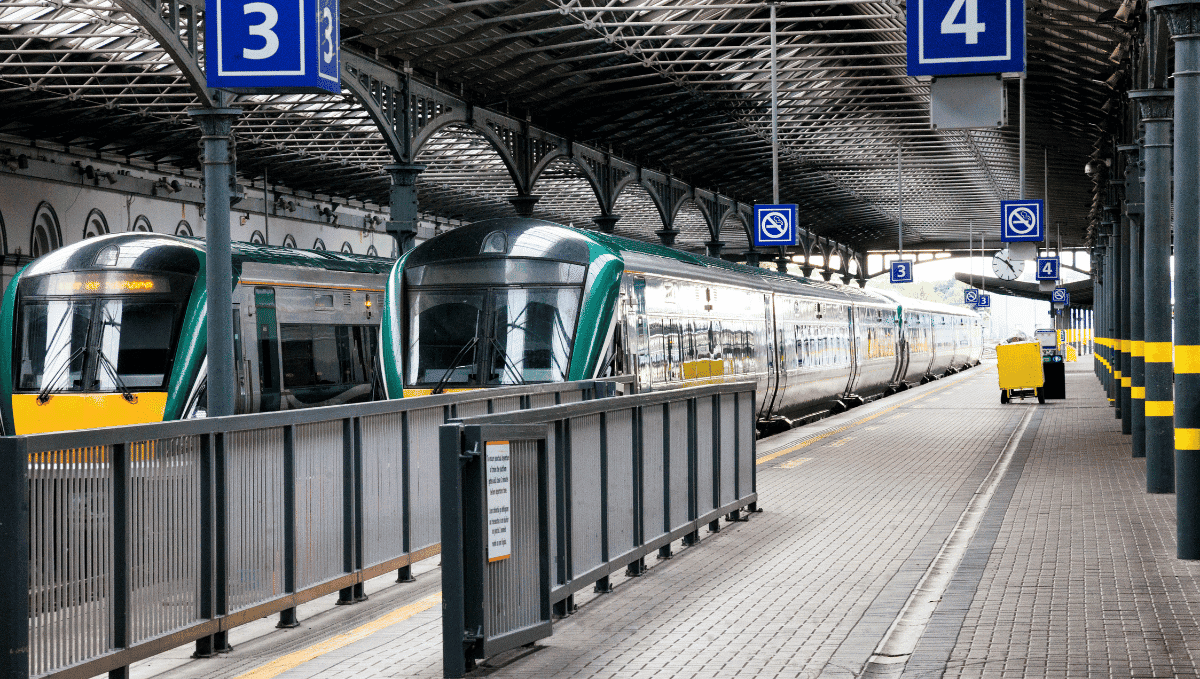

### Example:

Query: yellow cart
xmin=997 ymin=341 xmax=1045 ymax=404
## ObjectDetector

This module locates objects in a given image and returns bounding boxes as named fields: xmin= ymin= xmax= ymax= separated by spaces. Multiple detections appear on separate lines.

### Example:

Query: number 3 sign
xmin=207 ymin=0 xmax=340 ymax=93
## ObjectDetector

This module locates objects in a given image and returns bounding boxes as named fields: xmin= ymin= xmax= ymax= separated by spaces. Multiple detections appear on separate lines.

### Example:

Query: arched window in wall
xmin=282 ymin=234 xmax=297 ymax=248
xmin=31 ymin=202 xmax=62 ymax=258
xmin=131 ymin=215 xmax=152 ymax=232
xmin=366 ymin=245 xmax=378 ymax=257
xmin=83 ymin=208 xmax=109 ymax=239
xmin=340 ymin=241 xmax=353 ymax=254
xmin=312 ymin=238 xmax=326 ymax=251
xmin=250 ymin=230 xmax=266 ymax=245
xmin=176 ymin=220 xmax=193 ymax=237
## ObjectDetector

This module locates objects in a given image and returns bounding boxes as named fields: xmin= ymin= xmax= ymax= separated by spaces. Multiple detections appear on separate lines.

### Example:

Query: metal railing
xmin=440 ymin=382 xmax=759 ymax=677
xmin=0 ymin=378 xmax=626 ymax=679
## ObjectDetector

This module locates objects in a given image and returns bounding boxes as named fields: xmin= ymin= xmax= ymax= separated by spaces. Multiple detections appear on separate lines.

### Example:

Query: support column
xmin=1121 ymin=142 xmax=1146 ymax=454
xmin=508 ymin=194 xmax=540 ymax=217
xmin=1151 ymin=0 xmax=1200 ymax=558
xmin=385 ymin=164 xmax=425 ymax=255
xmin=776 ymin=256 xmax=790 ymax=274
xmin=188 ymin=96 xmax=241 ymax=419
xmin=1110 ymin=214 xmax=1124 ymax=417
xmin=1117 ymin=155 xmax=1135 ymax=436
xmin=705 ymin=240 xmax=725 ymax=258
xmin=593 ymin=214 xmax=620 ymax=233
xmin=744 ymin=250 xmax=762 ymax=266
xmin=655 ymin=228 xmax=679 ymax=247
xmin=1132 ymin=89 xmax=1176 ymax=492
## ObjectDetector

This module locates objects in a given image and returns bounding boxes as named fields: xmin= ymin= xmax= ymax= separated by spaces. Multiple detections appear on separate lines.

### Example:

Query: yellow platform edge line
xmin=233 ymin=592 xmax=443 ymax=679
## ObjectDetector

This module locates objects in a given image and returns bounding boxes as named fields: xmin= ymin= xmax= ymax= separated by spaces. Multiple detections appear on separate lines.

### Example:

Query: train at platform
xmin=382 ymin=218 xmax=983 ymax=434
xmin=0 ymin=233 xmax=392 ymax=435
xmin=0 ymin=219 xmax=983 ymax=436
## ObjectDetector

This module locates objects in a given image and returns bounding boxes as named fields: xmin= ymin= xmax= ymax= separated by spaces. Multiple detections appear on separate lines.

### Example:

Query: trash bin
xmin=1042 ymin=354 xmax=1066 ymax=399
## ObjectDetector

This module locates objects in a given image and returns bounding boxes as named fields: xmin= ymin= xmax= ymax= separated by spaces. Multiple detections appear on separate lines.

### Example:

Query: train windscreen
xmin=15 ymin=272 xmax=191 ymax=393
xmin=407 ymin=286 xmax=580 ymax=386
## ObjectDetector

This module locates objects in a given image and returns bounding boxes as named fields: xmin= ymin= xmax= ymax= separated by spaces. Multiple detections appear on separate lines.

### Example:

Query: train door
xmin=254 ymin=287 xmax=282 ymax=411
xmin=844 ymin=305 xmax=860 ymax=395
xmin=627 ymin=275 xmax=650 ymax=391
xmin=232 ymin=305 xmax=250 ymax=413
xmin=761 ymin=293 xmax=781 ymax=417
xmin=891 ymin=309 xmax=909 ymax=385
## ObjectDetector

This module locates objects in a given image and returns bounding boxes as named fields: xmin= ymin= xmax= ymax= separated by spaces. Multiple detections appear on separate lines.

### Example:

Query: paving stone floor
xmin=139 ymin=358 xmax=1200 ymax=679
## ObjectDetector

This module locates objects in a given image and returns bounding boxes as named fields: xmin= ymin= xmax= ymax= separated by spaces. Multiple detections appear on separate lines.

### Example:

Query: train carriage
xmin=381 ymin=218 xmax=983 ymax=431
xmin=1 ymin=233 xmax=393 ymax=435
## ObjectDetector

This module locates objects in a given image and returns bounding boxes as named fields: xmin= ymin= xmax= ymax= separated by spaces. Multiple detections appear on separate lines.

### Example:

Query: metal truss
xmin=0 ymin=0 xmax=1128 ymax=260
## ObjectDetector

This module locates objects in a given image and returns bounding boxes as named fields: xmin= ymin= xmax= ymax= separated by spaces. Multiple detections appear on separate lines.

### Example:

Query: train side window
xmin=649 ymin=317 xmax=666 ymax=384
xmin=279 ymin=324 xmax=376 ymax=407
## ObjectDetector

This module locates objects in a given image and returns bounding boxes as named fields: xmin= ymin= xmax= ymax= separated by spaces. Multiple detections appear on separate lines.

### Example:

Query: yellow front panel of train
xmin=12 ymin=392 xmax=170 ymax=435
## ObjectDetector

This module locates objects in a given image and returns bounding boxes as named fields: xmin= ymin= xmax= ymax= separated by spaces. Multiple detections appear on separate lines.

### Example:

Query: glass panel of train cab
xmin=408 ymin=291 xmax=485 ymax=386
xmin=15 ymin=272 xmax=189 ymax=395
xmin=487 ymin=287 xmax=579 ymax=385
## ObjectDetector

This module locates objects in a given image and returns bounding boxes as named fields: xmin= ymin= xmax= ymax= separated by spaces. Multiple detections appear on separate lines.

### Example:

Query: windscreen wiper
xmin=431 ymin=336 xmax=478 ymax=395
xmin=94 ymin=350 xmax=137 ymax=403
xmin=488 ymin=337 xmax=525 ymax=385
xmin=36 ymin=345 xmax=87 ymax=404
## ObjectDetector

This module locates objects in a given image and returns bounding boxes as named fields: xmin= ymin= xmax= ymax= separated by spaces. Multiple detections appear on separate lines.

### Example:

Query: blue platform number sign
xmin=753 ymin=204 xmax=798 ymax=247
xmin=964 ymin=288 xmax=979 ymax=305
xmin=1000 ymin=200 xmax=1044 ymax=242
xmin=1051 ymin=287 xmax=1070 ymax=306
xmin=1036 ymin=257 xmax=1059 ymax=281
xmin=890 ymin=260 xmax=915 ymax=284
xmin=207 ymin=0 xmax=340 ymax=93
xmin=976 ymin=293 xmax=991 ymax=308
xmin=907 ymin=0 xmax=1025 ymax=76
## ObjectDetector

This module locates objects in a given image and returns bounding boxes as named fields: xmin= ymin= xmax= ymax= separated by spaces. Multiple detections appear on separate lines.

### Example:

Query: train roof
xmin=406 ymin=218 xmax=890 ymax=306
xmin=20 ymin=233 xmax=394 ymax=280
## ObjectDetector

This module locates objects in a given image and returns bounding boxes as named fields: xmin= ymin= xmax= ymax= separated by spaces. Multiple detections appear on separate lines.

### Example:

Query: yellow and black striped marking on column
xmin=1132 ymin=339 xmax=1146 ymax=457
xmin=1144 ymin=341 xmax=1174 ymax=490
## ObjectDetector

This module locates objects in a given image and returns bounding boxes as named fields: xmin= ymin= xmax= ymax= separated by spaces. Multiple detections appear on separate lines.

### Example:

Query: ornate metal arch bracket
xmin=112 ymin=0 xmax=215 ymax=108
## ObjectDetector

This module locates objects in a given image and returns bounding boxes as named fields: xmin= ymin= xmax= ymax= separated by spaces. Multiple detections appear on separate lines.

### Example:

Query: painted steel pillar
xmin=1118 ymin=163 xmax=1135 ymax=435
xmin=1132 ymin=89 xmax=1176 ymax=492
xmin=1152 ymin=0 xmax=1200 ymax=558
xmin=705 ymin=240 xmax=725 ymax=258
xmin=188 ymin=96 xmax=241 ymax=418
xmin=385 ymin=164 xmax=425 ymax=255
xmin=1121 ymin=143 xmax=1146 ymax=451
xmin=1111 ymin=214 xmax=1125 ymax=418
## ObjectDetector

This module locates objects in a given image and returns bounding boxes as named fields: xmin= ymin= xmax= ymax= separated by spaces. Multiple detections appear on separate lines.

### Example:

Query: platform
xmin=129 ymin=359 xmax=1200 ymax=679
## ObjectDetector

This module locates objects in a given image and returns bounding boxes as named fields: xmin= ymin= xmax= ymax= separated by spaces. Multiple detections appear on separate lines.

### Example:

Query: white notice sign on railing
xmin=485 ymin=441 xmax=512 ymax=562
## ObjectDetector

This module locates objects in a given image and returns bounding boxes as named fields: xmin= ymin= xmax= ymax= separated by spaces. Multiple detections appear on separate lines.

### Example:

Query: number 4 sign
xmin=1036 ymin=257 xmax=1059 ymax=281
xmin=891 ymin=260 xmax=915 ymax=284
xmin=207 ymin=0 xmax=340 ymax=93
xmin=907 ymin=0 xmax=1025 ymax=77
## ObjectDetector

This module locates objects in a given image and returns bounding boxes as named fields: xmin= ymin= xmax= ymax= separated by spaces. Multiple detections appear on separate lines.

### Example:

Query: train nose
xmin=11 ymin=392 xmax=169 ymax=434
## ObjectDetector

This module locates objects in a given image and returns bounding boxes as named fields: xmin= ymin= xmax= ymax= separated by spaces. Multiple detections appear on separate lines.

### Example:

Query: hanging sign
xmin=1000 ymin=200 xmax=1044 ymax=242
xmin=964 ymin=288 xmax=979 ymax=304
xmin=907 ymin=0 xmax=1026 ymax=76
xmin=890 ymin=260 xmax=915 ymax=283
xmin=976 ymin=293 xmax=991 ymax=308
xmin=206 ymin=0 xmax=341 ymax=93
xmin=1035 ymin=257 xmax=1059 ymax=281
xmin=753 ymin=204 xmax=798 ymax=246
xmin=1051 ymin=287 xmax=1070 ymax=307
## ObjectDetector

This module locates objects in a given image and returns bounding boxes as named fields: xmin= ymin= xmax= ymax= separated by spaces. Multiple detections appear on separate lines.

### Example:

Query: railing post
xmin=682 ymin=398 xmax=699 ymax=547
xmin=626 ymin=405 xmax=647 ymax=577
xmin=709 ymin=395 xmax=721 ymax=533
xmin=338 ymin=417 xmax=356 ymax=605
xmin=658 ymin=403 xmax=673 ymax=560
xmin=595 ymin=413 xmax=613 ymax=594
xmin=110 ymin=442 xmax=130 ymax=679
xmin=440 ymin=423 xmax=468 ymax=678
xmin=278 ymin=426 xmax=299 ymax=628
xmin=398 ymin=411 xmax=416 ymax=583
xmin=0 ymin=437 xmax=30 ymax=679
xmin=195 ymin=431 xmax=232 ymax=656
xmin=553 ymin=419 xmax=575 ymax=616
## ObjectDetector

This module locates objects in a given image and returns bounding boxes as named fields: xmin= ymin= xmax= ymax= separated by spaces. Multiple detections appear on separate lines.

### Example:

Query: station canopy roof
xmin=0 ymin=0 xmax=1132 ymax=256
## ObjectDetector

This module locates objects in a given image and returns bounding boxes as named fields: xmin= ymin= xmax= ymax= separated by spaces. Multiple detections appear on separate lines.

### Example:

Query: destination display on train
xmin=485 ymin=441 xmax=512 ymax=563
xmin=36 ymin=272 xmax=172 ymax=295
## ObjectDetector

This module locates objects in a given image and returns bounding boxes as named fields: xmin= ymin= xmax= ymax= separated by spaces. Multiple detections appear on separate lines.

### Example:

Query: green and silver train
xmin=1 ymin=220 xmax=982 ymax=436
xmin=382 ymin=218 xmax=983 ymax=432
xmin=1 ymin=233 xmax=392 ymax=435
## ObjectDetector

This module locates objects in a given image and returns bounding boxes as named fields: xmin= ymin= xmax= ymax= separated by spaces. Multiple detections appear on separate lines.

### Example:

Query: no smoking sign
xmin=1000 ymin=200 xmax=1044 ymax=242
xmin=753 ymin=204 xmax=798 ymax=247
